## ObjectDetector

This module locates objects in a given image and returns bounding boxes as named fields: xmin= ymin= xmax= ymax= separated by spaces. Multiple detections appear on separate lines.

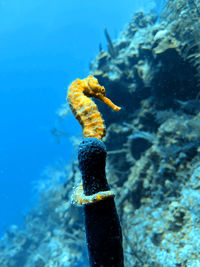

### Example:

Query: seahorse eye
xmin=101 ymin=87 xmax=105 ymax=94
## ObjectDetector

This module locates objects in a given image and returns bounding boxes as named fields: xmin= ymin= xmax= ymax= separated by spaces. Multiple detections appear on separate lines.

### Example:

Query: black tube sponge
xmin=78 ymin=137 xmax=124 ymax=267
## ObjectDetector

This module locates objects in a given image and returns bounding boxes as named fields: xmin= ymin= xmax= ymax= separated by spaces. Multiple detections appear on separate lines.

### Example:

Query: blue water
xmin=0 ymin=0 xmax=155 ymax=236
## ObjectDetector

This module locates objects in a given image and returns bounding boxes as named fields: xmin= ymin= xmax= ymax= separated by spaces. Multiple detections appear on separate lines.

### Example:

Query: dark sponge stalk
xmin=78 ymin=137 xmax=124 ymax=267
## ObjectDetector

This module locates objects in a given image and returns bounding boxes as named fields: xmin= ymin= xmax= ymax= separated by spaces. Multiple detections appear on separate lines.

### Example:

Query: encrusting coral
xmin=72 ymin=183 xmax=115 ymax=206
xmin=67 ymin=75 xmax=121 ymax=140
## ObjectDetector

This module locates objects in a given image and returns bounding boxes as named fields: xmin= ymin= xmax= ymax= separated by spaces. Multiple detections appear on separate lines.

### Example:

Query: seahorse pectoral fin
xmin=98 ymin=95 xmax=121 ymax=112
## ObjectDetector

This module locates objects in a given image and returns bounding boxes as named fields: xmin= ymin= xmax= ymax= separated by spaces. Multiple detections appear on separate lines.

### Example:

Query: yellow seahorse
xmin=67 ymin=75 xmax=120 ymax=139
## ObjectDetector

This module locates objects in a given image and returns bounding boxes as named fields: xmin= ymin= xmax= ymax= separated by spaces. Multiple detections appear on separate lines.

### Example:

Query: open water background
xmin=0 ymin=0 xmax=156 ymax=236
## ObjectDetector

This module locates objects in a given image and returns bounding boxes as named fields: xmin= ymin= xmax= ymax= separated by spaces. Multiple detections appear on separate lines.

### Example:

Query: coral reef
xmin=161 ymin=0 xmax=200 ymax=87
xmin=1 ymin=3 xmax=200 ymax=266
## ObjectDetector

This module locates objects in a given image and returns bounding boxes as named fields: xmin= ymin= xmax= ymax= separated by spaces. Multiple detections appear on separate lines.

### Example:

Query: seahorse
xmin=67 ymin=75 xmax=121 ymax=139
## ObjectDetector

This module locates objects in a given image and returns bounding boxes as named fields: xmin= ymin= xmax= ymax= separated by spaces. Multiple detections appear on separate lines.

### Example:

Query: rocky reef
xmin=1 ymin=2 xmax=200 ymax=266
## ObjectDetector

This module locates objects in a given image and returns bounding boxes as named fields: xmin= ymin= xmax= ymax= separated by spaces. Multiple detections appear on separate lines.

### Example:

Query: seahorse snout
xmin=98 ymin=95 xmax=121 ymax=112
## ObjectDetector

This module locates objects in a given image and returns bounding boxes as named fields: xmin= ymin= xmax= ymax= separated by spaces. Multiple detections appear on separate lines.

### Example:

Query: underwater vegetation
xmin=0 ymin=1 xmax=200 ymax=266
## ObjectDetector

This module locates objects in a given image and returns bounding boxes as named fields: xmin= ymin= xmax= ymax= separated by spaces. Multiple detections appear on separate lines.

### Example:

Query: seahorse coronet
xmin=67 ymin=75 xmax=121 ymax=140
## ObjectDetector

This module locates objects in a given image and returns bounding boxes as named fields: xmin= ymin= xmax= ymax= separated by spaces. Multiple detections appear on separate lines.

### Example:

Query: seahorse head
xmin=84 ymin=75 xmax=106 ymax=98
xmin=84 ymin=75 xmax=121 ymax=112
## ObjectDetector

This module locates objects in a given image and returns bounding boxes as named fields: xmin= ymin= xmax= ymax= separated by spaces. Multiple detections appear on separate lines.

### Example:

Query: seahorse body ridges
xmin=67 ymin=75 xmax=120 ymax=139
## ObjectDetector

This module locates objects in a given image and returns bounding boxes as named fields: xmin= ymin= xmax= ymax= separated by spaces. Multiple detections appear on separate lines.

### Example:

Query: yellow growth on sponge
xmin=72 ymin=184 xmax=115 ymax=206
xmin=67 ymin=75 xmax=121 ymax=139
